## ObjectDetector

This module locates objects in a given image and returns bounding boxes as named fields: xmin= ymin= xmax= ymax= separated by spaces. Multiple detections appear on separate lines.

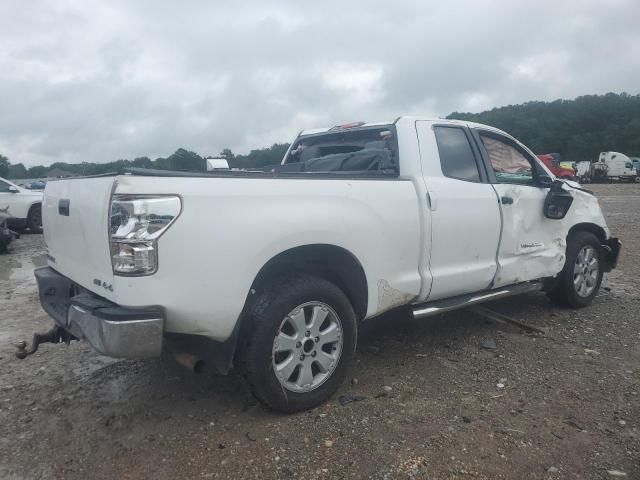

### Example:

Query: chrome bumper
xmin=66 ymin=304 xmax=163 ymax=358
xmin=35 ymin=267 xmax=164 ymax=359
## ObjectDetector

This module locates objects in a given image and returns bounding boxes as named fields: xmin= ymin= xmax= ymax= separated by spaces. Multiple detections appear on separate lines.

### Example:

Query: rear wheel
xmin=27 ymin=204 xmax=42 ymax=233
xmin=238 ymin=274 xmax=357 ymax=412
xmin=548 ymin=231 xmax=603 ymax=308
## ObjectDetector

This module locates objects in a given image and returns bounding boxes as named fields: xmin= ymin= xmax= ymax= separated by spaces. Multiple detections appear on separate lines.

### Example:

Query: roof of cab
xmin=298 ymin=117 xmax=509 ymax=138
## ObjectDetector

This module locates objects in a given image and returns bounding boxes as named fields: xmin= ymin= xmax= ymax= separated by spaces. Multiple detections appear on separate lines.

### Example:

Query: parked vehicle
xmin=28 ymin=181 xmax=46 ymax=190
xmin=0 ymin=177 xmax=44 ymax=232
xmin=205 ymin=157 xmax=230 ymax=171
xmin=537 ymin=153 xmax=576 ymax=180
xmin=32 ymin=118 xmax=620 ymax=412
xmin=575 ymin=161 xmax=592 ymax=181
xmin=581 ymin=152 xmax=639 ymax=183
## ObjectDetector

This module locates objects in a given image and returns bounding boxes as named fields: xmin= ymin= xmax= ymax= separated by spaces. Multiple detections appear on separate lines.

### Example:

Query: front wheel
xmin=548 ymin=231 xmax=603 ymax=308
xmin=238 ymin=274 xmax=357 ymax=412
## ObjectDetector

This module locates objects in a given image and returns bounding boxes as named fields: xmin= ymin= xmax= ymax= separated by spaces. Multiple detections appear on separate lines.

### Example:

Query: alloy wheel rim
xmin=271 ymin=301 xmax=343 ymax=393
xmin=573 ymin=245 xmax=599 ymax=298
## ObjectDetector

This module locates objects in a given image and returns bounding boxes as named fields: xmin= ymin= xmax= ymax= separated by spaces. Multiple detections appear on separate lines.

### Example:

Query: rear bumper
xmin=35 ymin=267 xmax=164 ymax=358
xmin=602 ymin=237 xmax=621 ymax=272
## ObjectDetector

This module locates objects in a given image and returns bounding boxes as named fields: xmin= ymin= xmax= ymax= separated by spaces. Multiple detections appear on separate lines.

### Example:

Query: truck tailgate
xmin=43 ymin=176 xmax=115 ymax=293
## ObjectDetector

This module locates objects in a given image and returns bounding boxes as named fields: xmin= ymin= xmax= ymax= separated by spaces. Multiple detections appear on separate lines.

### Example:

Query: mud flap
xmin=601 ymin=237 xmax=621 ymax=272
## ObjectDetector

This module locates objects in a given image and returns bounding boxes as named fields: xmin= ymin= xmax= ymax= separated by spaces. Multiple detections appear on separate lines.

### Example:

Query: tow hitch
xmin=14 ymin=325 xmax=76 ymax=359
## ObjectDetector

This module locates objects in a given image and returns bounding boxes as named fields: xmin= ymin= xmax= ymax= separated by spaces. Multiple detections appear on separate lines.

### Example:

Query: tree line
xmin=2 ymin=92 xmax=639 ymax=179
xmin=0 ymin=144 xmax=291 ymax=180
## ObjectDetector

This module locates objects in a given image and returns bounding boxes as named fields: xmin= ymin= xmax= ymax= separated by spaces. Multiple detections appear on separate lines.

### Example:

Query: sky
xmin=1 ymin=0 xmax=639 ymax=167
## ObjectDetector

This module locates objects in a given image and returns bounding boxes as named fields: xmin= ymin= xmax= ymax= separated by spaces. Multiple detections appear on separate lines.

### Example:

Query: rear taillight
xmin=109 ymin=195 xmax=181 ymax=276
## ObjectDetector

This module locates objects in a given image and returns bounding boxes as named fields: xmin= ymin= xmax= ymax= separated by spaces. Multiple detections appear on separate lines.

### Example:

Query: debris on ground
xmin=338 ymin=394 xmax=366 ymax=406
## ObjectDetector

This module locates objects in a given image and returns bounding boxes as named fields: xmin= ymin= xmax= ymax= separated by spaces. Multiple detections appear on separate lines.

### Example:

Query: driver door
xmin=473 ymin=130 xmax=566 ymax=287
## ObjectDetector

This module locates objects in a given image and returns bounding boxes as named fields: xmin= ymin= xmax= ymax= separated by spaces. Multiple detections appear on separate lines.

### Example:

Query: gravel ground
xmin=0 ymin=183 xmax=638 ymax=480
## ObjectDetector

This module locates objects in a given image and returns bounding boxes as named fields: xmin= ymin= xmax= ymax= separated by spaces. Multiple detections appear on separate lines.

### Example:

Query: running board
xmin=411 ymin=281 xmax=543 ymax=319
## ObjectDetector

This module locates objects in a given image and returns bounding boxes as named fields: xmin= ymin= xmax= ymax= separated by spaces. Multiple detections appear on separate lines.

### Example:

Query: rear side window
xmin=0 ymin=180 xmax=11 ymax=192
xmin=433 ymin=126 xmax=481 ymax=182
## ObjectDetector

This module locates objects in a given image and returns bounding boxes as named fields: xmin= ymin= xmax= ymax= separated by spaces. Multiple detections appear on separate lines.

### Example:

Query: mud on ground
xmin=0 ymin=184 xmax=638 ymax=479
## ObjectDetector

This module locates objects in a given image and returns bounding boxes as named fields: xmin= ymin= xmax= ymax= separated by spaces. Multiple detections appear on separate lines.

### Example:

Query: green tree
xmin=0 ymin=154 xmax=9 ymax=178
xmin=7 ymin=162 xmax=27 ymax=179
xmin=26 ymin=165 xmax=48 ymax=178
xmin=231 ymin=143 xmax=290 ymax=169
xmin=219 ymin=148 xmax=235 ymax=162
xmin=132 ymin=156 xmax=152 ymax=168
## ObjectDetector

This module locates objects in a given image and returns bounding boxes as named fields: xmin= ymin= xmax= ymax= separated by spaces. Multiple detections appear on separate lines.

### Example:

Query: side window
xmin=480 ymin=134 xmax=535 ymax=185
xmin=433 ymin=126 xmax=481 ymax=182
xmin=0 ymin=180 xmax=11 ymax=193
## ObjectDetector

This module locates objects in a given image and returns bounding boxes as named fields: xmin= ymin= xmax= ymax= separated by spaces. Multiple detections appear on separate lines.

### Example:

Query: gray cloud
xmin=1 ymin=0 xmax=639 ymax=166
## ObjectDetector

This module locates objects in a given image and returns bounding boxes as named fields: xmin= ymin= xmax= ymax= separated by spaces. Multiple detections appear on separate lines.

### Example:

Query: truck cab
xmin=537 ymin=153 xmax=576 ymax=180
xmin=597 ymin=152 xmax=639 ymax=182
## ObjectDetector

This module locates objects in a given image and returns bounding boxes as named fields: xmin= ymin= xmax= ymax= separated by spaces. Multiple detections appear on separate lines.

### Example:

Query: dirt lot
xmin=0 ymin=183 xmax=638 ymax=480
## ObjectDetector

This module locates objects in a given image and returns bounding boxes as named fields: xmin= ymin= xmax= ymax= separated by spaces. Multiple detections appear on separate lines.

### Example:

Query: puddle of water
xmin=0 ymin=257 xmax=22 ymax=281
xmin=32 ymin=254 xmax=47 ymax=268
xmin=0 ymin=255 xmax=42 ymax=284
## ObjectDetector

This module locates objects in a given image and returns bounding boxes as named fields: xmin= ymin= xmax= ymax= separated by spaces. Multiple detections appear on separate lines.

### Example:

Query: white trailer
xmin=206 ymin=157 xmax=230 ymax=171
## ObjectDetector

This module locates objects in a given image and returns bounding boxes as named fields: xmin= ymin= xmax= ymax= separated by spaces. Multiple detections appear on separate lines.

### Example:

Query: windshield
xmin=280 ymin=125 xmax=398 ymax=174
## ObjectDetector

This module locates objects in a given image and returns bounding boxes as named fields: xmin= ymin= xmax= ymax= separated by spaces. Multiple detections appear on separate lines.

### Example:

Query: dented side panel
xmin=492 ymin=183 xmax=608 ymax=287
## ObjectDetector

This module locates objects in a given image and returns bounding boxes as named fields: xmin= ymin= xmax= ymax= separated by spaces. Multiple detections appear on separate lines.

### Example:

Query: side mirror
xmin=544 ymin=186 xmax=573 ymax=219
xmin=8 ymin=186 xmax=19 ymax=194
xmin=537 ymin=174 xmax=554 ymax=188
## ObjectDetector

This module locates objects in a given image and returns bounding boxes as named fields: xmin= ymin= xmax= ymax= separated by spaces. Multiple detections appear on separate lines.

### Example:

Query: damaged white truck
xmin=28 ymin=117 xmax=620 ymax=412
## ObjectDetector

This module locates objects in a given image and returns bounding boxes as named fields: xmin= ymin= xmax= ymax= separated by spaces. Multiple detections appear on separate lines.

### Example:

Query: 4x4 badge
xmin=93 ymin=278 xmax=113 ymax=292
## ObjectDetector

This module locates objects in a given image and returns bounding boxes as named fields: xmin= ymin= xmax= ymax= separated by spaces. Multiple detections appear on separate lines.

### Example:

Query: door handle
xmin=501 ymin=196 xmax=513 ymax=205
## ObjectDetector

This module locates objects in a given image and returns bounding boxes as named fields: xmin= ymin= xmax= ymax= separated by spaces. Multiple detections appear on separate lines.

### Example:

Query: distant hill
xmin=448 ymin=92 xmax=640 ymax=161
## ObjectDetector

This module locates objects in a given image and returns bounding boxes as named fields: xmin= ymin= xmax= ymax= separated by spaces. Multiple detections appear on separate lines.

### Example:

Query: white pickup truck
xmin=0 ymin=176 xmax=43 ymax=232
xmin=32 ymin=117 xmax=620 ymax=412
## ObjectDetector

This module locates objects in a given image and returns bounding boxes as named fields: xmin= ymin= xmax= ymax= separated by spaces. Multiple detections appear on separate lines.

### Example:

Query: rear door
xmin=416 ymin=122 xmax=502 ymax=301
xmin=472 ymin=129 xmax=566 ymax=287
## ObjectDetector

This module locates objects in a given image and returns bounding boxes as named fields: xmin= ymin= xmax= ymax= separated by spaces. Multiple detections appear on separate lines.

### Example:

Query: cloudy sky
xmin=1 ymin=0 xmax=639 ymax=167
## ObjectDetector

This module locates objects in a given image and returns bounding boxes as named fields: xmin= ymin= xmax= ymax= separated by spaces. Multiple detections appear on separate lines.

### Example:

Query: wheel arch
xmin=246 ymin=244 xmax=369 ymax=321
xmin=567 ymin=222 xmax=607 ymax=242
xmin=27 ymin=201 xmax=41 ymax=215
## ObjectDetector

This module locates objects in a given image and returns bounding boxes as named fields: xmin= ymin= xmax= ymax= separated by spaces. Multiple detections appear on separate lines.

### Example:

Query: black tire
xmin=237 ymin=274 xmax=357 ymax=413
xmin=27 ymin=204 xmax=42 ymax=233
xmin=548 ymin=231 xmax=603 ymax=308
